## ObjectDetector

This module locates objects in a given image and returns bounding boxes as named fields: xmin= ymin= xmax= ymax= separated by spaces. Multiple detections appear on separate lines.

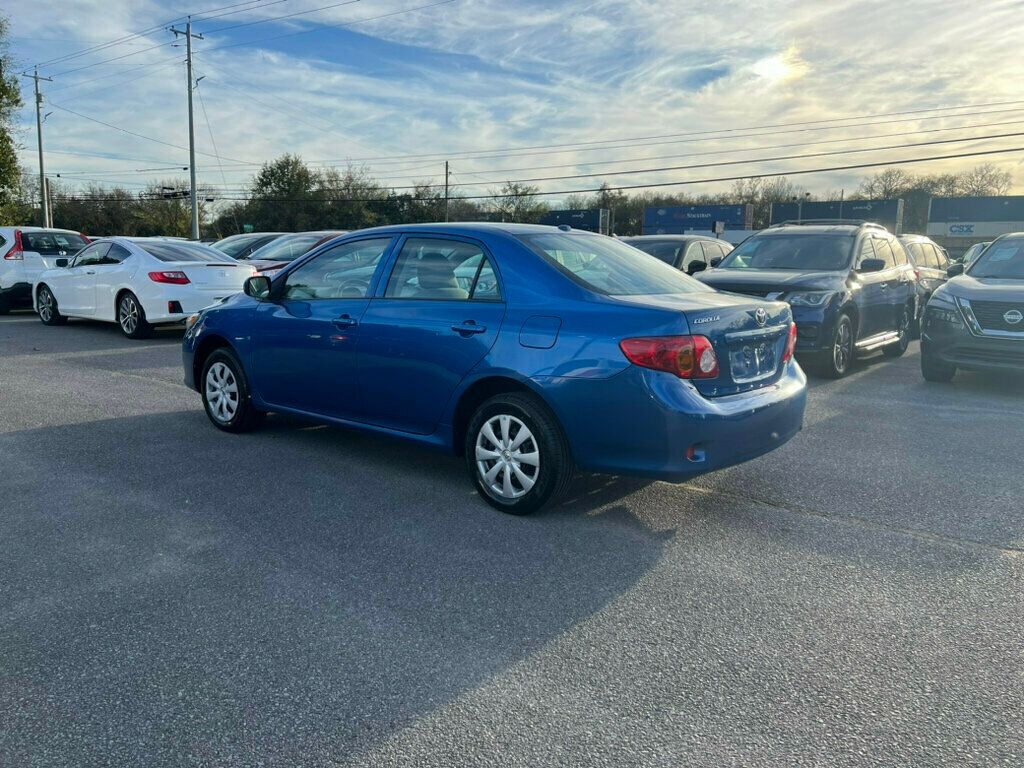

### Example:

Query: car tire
xmin=465 ymin=392 xmax=574 ymax=515
xmin=884 ymin=306 xmax=912 ymax=358
xmin=818 ymin=313 xmax=855 ymax=379
xmin=36 ymin=285 xmax=67 ymax=326
xmin=117 ymin=292 xmax=152 ymax=339
xmin=920 ymin=345 xmax=956 ymax=383
xmin=200 ymin=348 xmax=264 ymax=432
xmin=0 ymin=294 xmax=9 ymax=315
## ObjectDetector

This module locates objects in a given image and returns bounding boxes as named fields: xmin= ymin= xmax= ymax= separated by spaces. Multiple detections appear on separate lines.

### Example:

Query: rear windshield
xmin=719 ymin=233 xmax=854 ymax=271
xmin=136 ymin=241 xmax=235 ymax=263
xmin=249 ymin=233 xmax=332 ymax=262
xmin=23 ymin=231 xmax=89 ymax=255
xmin=520 ymin=232 xmax=707 ymax=295
xmin=213 ymin=234 xmax=265 ymax=257
xmin=624 ymin=240 xmax=683 ymax=264
xmin=969 ymin=238 xmax=1024 ymax=279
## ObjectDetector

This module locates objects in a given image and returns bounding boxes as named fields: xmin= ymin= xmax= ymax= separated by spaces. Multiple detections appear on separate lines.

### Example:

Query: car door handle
xmin=451 ymin=321 xmax=487 ymax=335
xmin=85 ymin=270 xmax=96 ymax=275
xmin=333 ymin=314 xmax=358 ymax=328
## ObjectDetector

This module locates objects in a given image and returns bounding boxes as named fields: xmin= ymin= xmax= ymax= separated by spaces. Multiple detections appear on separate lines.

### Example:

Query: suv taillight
xmin=5 ymin=230 xmax=24 ymax=260
xmin=148 ymin=271 xmax=190 ymax=284
xmin=782 ymin=322 xmax=798 ymax=363
xmin=620 ymin=335 xmax=719 ymax=379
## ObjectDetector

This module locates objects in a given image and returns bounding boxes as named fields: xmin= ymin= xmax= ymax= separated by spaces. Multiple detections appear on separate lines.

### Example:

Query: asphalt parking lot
xmin=1 ymin=311 xmax=1022 ymax=767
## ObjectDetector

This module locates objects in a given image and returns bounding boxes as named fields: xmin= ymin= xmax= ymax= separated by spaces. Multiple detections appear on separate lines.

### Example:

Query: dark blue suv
xmin=696 ymin=222 xmax=917 ymax=377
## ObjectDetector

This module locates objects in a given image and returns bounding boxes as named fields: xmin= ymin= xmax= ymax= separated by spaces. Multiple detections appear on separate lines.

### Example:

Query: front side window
xmin=871 ymin=238 xmax=896 ymax=269
xmin=718 ymin=233 xmax=854 ymax=272
xmin=72 ymin=242 xmax=110 ymax=267
xmin=890 ymin=238 xmax=909 ymax=267
xmin=385 ymin=238 xmax=500 ymax=300
xmin=282 ymin=238 xmax=392 ymax=300
xmin=969 ymin=238 xmax=1024 ymax=279
xmin=521 ymin=232 xmax=707 ymax=295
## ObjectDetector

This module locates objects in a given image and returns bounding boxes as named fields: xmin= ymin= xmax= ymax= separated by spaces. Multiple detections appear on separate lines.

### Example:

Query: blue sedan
xmin=183 ymin=224 xmax=807 ymax=514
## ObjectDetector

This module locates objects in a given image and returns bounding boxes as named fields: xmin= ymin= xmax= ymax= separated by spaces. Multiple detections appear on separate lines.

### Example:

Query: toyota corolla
xmin=182 ymin=224 xmax=807 ymax=514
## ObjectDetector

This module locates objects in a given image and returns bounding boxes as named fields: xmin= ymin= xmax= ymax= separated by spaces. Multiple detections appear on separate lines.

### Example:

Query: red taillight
xmin=620 ymin=335 xmax=719 ymax=379
xmin=783 ymin=322 xmax=798 ymax=363
xmin=148 ymin=271 xmax=191 ymax=285
xmin=5 ymin=230 xmax=24 ymax=260
xmin=913 ymin=269 xmax=921 ymax=281
xmin=80 ymin=232 xmax=92 ymax=243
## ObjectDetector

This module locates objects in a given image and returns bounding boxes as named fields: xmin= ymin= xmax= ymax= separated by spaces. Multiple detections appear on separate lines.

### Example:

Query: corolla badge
xmin=692 ymin=315 xmax=720 ymax=325
xmin=754 ymin=308 xmax=768 ymax=326
xmin=1004 ymin=309 xmax=1024 ymax=325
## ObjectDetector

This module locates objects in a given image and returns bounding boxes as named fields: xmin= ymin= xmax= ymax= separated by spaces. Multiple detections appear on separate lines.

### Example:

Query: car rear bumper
xmin=0 ymin=281 xmax=31 ymax=300
xmin=539 ymin=361 xmax=807 ymax=482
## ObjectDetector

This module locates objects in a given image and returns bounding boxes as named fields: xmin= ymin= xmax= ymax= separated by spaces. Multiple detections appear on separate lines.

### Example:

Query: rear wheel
xmin=117 ymin=292 xmax=152 ymax=339
xmin=201 ymin=348 xmax=264 ymax=432
xmin=818 ymin=313 xmax=855 ymax=379
xmin=921 ymin=345 xmax=956 ymax=383
xmin=36 ymin=285 xmax=67 ymax=326
xmin=884 ymin=306 xmax=911 ymax=358
xmin=465 ymin=393 xmax=574 ymax=515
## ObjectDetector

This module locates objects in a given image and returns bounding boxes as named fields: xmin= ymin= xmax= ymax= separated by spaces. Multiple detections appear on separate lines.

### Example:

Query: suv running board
xmin=855 ymin=331 xmax=901 ymax=352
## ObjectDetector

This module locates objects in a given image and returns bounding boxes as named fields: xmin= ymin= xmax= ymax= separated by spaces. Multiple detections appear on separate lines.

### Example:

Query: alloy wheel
xmin=38 ymin=289 xmax=53 ymax=322
xmin=119 ymin=296 xmax=139 ymax=335
xmin=834 ymin=320 xmax=852 ymax=374
xmin=475 ymin=414 xmax=540 ymax=500
xmin=205 ymin=362 xmax=239 ymax=423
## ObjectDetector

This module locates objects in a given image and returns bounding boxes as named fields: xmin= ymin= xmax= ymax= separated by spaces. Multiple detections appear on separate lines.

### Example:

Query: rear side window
xmin=136 ymin=241 xmax=232 ymax=263
xmin=107 ymin=243 xmax=132 ymax=263
xmin=23 ymin=231 xmax=89 ymax=255
xmin=385 ymin=238 xmax=500 ymax=301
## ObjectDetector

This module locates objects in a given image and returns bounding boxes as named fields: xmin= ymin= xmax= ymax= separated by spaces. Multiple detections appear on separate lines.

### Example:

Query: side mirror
xmin=946 ymin=263 xmax=964 ymax=278
xmin=858 ymin=258 xmax=885 ymax=273
xmin=55 ymin=258 xmax=69 ymax=268
xmin=708 ymin=256 xmax=723 ymax=268
xmin=244 ymin=275 xmax=271 ymax=299
xmin=687 ymin=261 xmax=707 ymax=275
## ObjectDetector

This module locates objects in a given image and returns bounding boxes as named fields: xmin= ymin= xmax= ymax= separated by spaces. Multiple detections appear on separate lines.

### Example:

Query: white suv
xmin=0 ymin=227 xmax=91 ymax=313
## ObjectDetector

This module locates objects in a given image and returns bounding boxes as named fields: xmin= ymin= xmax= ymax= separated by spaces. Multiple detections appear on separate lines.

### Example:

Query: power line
xmin=201 ymin=0 xmax=362 ymax=34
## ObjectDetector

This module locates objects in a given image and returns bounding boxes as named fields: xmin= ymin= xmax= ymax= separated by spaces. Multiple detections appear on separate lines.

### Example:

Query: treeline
xmin=3 ymin=155 xmax=1014 ymax=238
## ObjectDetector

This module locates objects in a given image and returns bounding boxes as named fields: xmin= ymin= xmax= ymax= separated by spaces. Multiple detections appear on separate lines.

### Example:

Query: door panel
xmin=59 ymin=242 xmax=108 ymax=316
xmin=855 ymin=239 xmax=886 ymax=337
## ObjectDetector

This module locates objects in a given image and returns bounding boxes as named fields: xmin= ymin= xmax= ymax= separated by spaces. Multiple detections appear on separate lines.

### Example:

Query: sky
xmin=8 ymin=0 xmax=1024 ymax=208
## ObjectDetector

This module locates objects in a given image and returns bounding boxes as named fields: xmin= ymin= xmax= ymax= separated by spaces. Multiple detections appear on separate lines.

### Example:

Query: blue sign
xmin=643 ymin=204 xmax=752 ymax=234
xmin=769 ymin=198 xmax=904 ymax=233
xmin=928 ymin=196 xmax=1024 ymax=223
xmin=540 ymin=208 xmax=607 ymax=233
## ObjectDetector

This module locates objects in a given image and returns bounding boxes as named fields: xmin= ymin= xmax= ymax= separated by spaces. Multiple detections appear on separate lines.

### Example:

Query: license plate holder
xmin=729 ymin=341 xmax=778 ymax=383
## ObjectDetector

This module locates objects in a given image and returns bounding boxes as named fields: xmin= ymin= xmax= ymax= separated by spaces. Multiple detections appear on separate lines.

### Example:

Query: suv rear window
xmin=718 ymin=233 xmax=854 ymax=271
xmin=23 ymin=231 xmax=88 ymax=255
xmin=135 ymin=241 xmax=233 ymax=263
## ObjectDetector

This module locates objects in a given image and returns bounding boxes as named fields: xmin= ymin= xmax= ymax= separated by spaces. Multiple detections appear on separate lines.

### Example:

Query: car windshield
xmin=968 ymin=239 xmax=1024 ymax=279
xmin=23 ymin=231 xmax=89 ymax=255
xmin=521 ymin=232 xmax=707 ymax=295
xmin=624 ymin=240 xmax=684 ymax=264
xmin=718 ymin=233 xmax=854 ymax=271
xmin=249 ymin=233 xmax=331 ymax=262
xmin=135 ymin=241 xmax=235 ymax=263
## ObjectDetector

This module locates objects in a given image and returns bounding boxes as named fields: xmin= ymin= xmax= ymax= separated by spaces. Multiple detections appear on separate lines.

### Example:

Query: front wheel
xmin=201 ymin=348 xmax=264 ymax=432
xmin=883 ymin=307 xmax=911 ymax=358
xmin=117 ymin=292 xmax=152 ymax=339
xmin=36 ymin=286 xmax=68 ymax=326
xmin=465 ymin=393 xmax=574 ymax=515
xmin=921 ymin=346 xmax=956 ymax=383
xmin=818 ymin=313 xmax=855 ymax=379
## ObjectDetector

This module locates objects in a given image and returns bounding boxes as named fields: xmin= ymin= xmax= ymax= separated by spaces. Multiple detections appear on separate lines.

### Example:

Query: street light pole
xmin=22 ymin=68 xmax=53 ymax=227
xmin=170 ymin=19 xmax=204 ymax=240
xmin=444 ymin=160 xmax=450 ymax=222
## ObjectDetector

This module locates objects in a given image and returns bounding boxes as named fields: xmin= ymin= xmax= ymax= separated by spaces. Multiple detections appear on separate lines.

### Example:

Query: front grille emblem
xmin=1004 ymin=309 xmax=1023 ymax=325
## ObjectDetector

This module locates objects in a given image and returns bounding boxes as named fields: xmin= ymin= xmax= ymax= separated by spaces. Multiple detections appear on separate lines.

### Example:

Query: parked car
xmin=0 ymin=227 xmax=90 ymax=313
xmin=620 ymin=235 xmax=733 ymax=275
xmin=899 ymin=234 xmax=950 ymax=336
xmin=960 ymin=241 xmax=991 ymax=267
xmin=920 ymin=232 xmax=1024 ymax=382
xmin=244 ymin=230 xmax=347 ymax=274
xmin=211 ymin=232 xmax=286 ymax=260
xmin=34 ymin=237 xmax=255 ymax=339
xmin=696 ymin=221 xmax=916 ymax=378
xmin=182 ymin=224 xmax=806 ymax=514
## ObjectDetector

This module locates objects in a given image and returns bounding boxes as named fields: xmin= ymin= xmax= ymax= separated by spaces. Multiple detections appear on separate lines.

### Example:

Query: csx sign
xmin=949 ymin=224 xmax=975 ymax=235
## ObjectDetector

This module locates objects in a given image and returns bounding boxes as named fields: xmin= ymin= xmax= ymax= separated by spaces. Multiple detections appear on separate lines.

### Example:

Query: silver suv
xmin=0 ymin=227 xmax=90 ymax=313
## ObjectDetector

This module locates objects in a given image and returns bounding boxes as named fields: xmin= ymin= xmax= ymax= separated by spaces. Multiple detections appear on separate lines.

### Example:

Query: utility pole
xmin=22 ymin=68 xmax=53 ymax=227
xmin=170 ymin=19 xmax=203 ymax=240
xmin=444 ymin=160 xmax=450 ymax=222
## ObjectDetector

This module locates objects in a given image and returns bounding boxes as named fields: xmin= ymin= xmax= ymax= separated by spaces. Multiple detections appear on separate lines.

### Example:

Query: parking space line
xmin=682 ymin=482 xmax=1024 ymax=556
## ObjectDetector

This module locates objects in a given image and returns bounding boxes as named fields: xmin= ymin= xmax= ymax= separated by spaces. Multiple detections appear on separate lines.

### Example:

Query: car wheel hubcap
xmin=205 ymin=362 xmax=239 ymax=422
xmin=475 ymin=414 xmax=539 ymax=500
xmin=120 ymin=297 xmax=139 ymax=334
xmin=39 ymin=291 xmax=52 ymax=321
xmin=834 ymin=321 xmax=851 ymax=372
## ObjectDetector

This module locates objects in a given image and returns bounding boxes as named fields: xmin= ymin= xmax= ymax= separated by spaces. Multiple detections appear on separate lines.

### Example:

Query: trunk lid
xmin=165 ymin=261 xmax=255 ymax=291
xmin=615 ymin=291 xmax=794 ymax=397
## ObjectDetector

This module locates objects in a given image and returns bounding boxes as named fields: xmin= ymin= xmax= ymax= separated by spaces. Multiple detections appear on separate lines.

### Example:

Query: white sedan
xmin=33 ymin=237 xmax=256 ymax=338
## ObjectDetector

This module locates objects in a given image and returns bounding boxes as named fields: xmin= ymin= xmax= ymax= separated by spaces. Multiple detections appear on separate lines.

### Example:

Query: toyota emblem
xmin=754 ymin=308 xmax=767 ymax=326
xmin=1004 ymin=309 xmax=1023 ymax=325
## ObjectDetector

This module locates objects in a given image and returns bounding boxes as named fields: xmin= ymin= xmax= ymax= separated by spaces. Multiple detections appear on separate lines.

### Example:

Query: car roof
xmin=620 ymin=234 xmax=716 ymax=241
xmin=898 ymin=234 xmax=932 ymax=242
xmin=337 ymin=222 xmax=603 ymax=238
xmin=759 ymin=224 xmax=863 ymax=236
xmin=1 ymin=226 xmax=82 ymax=234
